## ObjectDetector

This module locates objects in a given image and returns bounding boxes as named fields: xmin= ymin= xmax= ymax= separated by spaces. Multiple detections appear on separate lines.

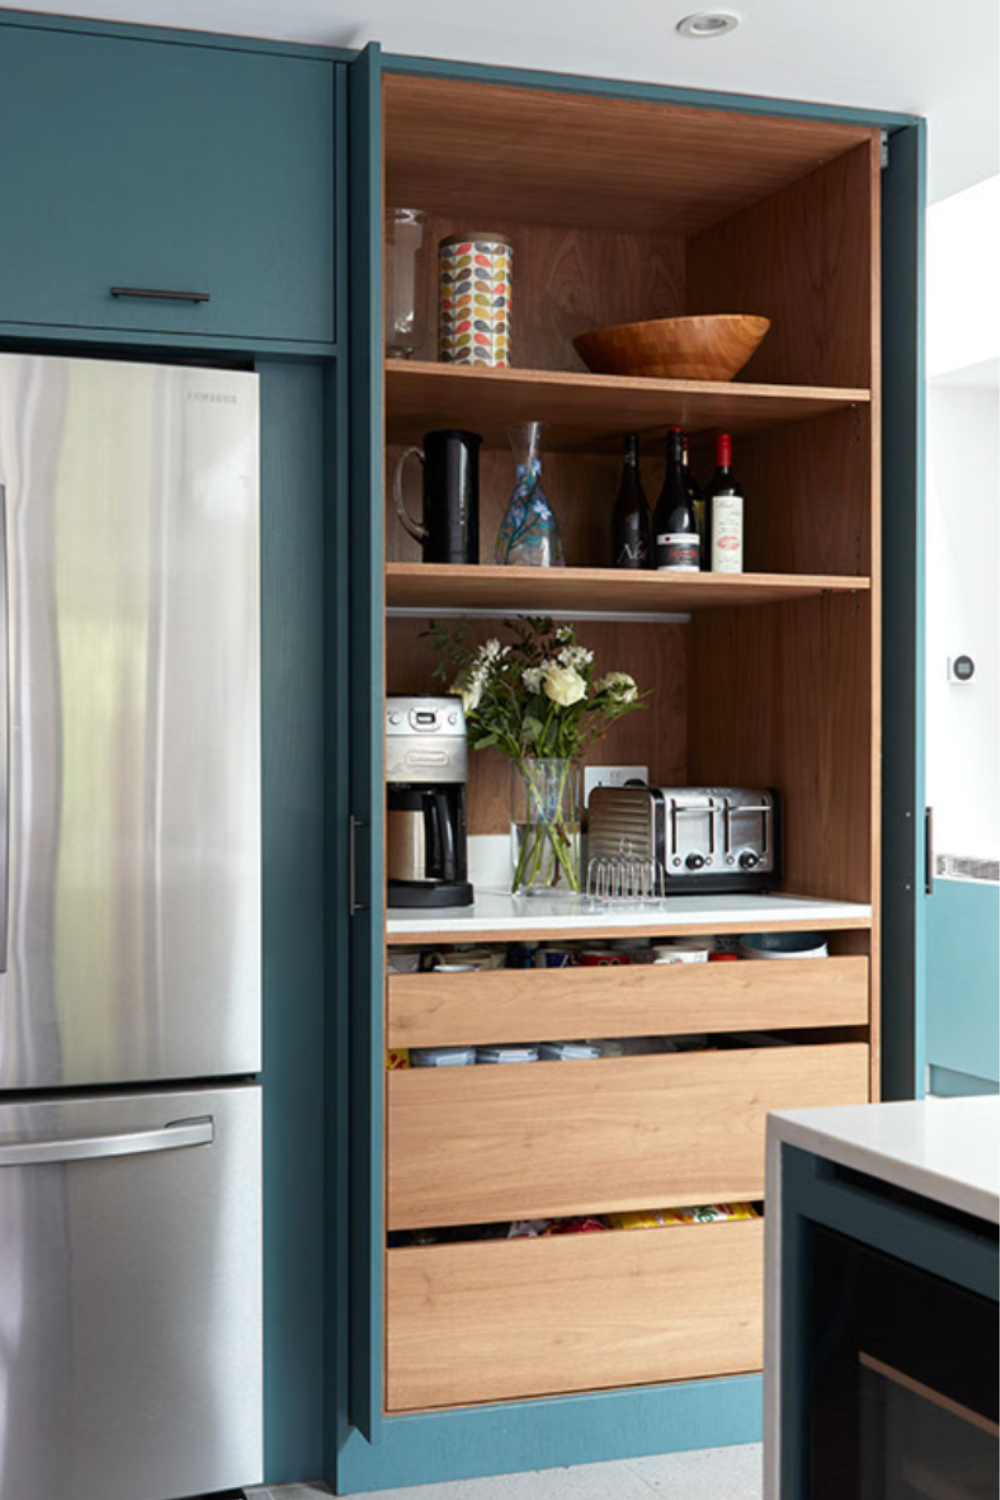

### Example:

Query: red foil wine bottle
xmin=654 ymin=428 xmax=699 ymax=572
xmin=708 ymin=432 xmax=745 ymax=573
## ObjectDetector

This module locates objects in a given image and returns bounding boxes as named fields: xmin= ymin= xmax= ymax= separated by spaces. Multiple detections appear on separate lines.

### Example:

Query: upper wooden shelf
xmin=385 ymin=75 xmax=876 ymax=237
xmin=385 ymin=361 xmax=870 ymax=451
xmin=385 ymin=563 xmax=869 ymax=617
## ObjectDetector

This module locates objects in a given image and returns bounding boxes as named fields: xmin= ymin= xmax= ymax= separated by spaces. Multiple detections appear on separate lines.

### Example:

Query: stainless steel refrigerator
xmin=0 ymin=353 xmax=263 ymax=1500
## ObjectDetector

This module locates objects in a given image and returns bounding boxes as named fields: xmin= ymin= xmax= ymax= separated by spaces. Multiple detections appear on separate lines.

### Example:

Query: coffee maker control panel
xmin=386 ymin=696 xmax=464 ymax=735
xmin=386 ymin=695 xmax=468 ymax=785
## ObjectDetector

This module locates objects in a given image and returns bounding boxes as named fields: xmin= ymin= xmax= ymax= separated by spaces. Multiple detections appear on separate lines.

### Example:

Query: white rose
xmin=542 ymin=664 xmax=587 ymax=707
xmin=460 ymin=679 xmax=483 ymax=714
xmin=595 ymin=671 xmax=638 ymax=703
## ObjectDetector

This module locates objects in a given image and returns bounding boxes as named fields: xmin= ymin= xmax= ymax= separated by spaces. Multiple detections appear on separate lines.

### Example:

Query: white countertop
xmin=386 ymin=887 xmax=872 ymax=938
xmin=768 ymin=1097 xmax=1000 ymax=1224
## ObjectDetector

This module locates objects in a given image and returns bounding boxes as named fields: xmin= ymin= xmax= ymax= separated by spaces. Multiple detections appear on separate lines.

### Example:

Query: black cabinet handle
xmin=349 ymin=815 xmax=369 ymax=917
xmin=110 ymin=286 xmax=210 ymax=303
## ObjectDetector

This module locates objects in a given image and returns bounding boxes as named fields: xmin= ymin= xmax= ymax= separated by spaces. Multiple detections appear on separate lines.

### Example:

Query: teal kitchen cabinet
xmin=334 ymin=45 xmax=927 ymax=1496
xmin=927 ymin=878 xmax=1000 ymax=1096
xmin=0 ymin=21 xmax=336 ymax=347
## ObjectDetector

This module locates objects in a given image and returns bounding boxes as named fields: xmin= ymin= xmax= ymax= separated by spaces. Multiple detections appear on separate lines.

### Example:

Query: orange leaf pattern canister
xmin=438 ymin=233 xmax=512 ymax=367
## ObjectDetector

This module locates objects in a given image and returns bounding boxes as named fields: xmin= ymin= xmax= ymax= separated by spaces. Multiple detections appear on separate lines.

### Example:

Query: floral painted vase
xmin=495 ymin=422 xmax=565 ymax=568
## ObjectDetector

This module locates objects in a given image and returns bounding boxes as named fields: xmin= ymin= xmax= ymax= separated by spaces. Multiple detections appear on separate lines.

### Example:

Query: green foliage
xmin=424 ymin=616 xmax=648 ymax=762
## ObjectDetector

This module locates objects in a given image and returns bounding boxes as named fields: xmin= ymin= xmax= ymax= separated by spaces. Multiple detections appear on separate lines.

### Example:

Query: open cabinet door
xmin=347 ymin=39 xmax=384 ymax=1443
xmin=881 ymin=118 xmax=927 ymax=1100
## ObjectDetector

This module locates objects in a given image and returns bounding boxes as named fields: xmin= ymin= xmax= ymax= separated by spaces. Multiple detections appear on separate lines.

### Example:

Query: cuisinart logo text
xmin=187 ymin=391 xmax=238 ymax=404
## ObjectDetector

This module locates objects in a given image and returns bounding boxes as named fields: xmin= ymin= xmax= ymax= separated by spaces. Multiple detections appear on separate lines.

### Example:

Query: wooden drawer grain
xmin=387 ymin=1042 xmax=869 ymax=1229
xmin=386 ymin=1217 xmax=764 ymax=1411
xmin=387 ymin=956 xmax=869 ymax=1048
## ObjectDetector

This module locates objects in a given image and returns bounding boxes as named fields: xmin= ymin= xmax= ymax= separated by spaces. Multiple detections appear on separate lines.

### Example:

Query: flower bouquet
xmin=428 ymin=617 xmax=647 ymax=895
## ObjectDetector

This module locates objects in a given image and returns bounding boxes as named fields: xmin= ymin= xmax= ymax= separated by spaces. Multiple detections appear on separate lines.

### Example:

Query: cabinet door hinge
xmin=925 ymin=806 xmax=934 ymax=895
xmin=880 ymin=130 xmax=890 ymax=170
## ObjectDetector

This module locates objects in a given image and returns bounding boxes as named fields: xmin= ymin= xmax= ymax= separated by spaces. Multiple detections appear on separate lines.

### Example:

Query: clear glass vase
xmin=510 ymin=758 xmax=581 ymax=896
xmin=385 ymin=208 xmax=426 ymax=359
xmin=495 ymin=421 xmax=565 ymax=567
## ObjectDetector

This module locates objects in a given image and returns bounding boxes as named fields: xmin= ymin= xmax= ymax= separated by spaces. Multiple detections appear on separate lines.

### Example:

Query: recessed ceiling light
xmin=677 ymin=12 xmax=740 ymax=38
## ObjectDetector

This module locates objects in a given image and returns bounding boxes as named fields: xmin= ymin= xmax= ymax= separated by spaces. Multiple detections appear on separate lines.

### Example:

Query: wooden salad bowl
xmin=573 ymin=313 xmax=771 ymax=382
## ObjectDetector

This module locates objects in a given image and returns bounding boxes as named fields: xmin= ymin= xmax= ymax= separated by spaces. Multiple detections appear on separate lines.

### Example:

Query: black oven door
xmin=808 ymin=1226 xmax=999 ymax=1500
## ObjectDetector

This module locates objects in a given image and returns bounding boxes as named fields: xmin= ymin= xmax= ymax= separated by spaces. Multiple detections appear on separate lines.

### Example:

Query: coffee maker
xmin=386 ymin=695 xmax=474 ymax=908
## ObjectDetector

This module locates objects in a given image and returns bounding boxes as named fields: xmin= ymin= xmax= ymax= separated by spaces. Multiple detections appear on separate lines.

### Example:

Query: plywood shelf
xmin=385 ymin=562 xmax=869 ymax=617
xmin=385 ymin=360 xmax=870 ymax=452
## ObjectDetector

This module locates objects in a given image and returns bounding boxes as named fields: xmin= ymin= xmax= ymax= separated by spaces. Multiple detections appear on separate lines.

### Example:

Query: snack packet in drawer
xmin=604 ymin=1209 xmax=677 ymax=1230
xmin=672 ymin=1203 xmax=759 ymax=1223
xmin=541 ymin=1216 xmax=608 ymax=1235
xmin=606 ymin=1203 xmax=758 ymax=1230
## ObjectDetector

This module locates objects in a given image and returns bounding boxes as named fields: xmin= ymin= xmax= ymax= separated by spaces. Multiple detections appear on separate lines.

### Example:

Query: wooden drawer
xmin=387 ymin=1042 xmax=869 ymax=1229
xmin=387 ymin=956 xmax=869 ymax=1048
xmin=386 ymin=1216 xmax=764 ymax=1411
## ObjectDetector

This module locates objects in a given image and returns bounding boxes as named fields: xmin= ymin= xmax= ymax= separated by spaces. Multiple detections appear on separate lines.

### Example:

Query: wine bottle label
xmin=711 ymin=496 xmax=744 ymax=573
xmin=656 ymin=533 xmax=699 ymax=572
xmin=615 ymin=539 xmax=648 ymax=566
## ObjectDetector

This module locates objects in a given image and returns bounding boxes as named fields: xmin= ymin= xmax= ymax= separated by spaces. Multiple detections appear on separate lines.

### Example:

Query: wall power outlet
xmin=583 ymin=765 xmax=649 ymax=807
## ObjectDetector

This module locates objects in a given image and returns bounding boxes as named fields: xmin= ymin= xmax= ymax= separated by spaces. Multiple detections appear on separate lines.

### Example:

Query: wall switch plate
xmin=584 ymin=765 xmax=649 ymax=807
xmin=947 ymin=654 xmax=976 ymax=684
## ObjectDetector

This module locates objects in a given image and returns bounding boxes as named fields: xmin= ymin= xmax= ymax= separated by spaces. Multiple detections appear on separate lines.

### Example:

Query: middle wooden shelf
xmin=385 ymin=561 xmax=870 ymax=616
xmin=385 ymin=358 xmax=871 ymax=450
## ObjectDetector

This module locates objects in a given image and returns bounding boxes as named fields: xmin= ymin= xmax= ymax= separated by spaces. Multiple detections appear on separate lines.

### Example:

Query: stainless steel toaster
xmin=587 ymin=785 xmax=781 ymax=894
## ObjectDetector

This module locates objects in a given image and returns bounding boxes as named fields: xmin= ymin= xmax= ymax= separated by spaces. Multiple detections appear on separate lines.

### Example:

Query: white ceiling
xmin=14 ymin=0 xmax=999 ymax=202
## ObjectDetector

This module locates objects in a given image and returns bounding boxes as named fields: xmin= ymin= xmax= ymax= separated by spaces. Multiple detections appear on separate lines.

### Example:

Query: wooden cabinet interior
xmin=379 ymin=70 xmax=882 ymax=1415
xmin=384 ymin=75 xmax=877 ymax=387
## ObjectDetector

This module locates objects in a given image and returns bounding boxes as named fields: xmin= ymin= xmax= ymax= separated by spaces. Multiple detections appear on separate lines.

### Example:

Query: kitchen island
xmin=765 ymin=1098 xmax=999 ymax=1498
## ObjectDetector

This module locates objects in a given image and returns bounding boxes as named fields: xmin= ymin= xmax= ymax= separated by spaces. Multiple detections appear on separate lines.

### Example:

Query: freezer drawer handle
xmin=110 ymin=286 xmax=211 ymax=304
xmin=0 ymin=1116 xmax=214 ymax=1167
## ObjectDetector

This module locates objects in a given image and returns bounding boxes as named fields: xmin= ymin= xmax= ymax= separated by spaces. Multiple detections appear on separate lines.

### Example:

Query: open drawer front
xmin=387 ymin=1042 xmax=869 ymax=1229
xmin=386 ymin=1216 xmax=764 ymax=1411
xmin=387 ymin=956 xmax=869 ymax=1048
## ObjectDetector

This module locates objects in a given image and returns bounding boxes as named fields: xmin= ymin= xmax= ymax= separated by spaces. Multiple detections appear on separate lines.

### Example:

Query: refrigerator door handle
xmin=0 ymin=1116 xmax=214 ymax=1167
xmin=0 ymin=483 xmax=7 ymax=973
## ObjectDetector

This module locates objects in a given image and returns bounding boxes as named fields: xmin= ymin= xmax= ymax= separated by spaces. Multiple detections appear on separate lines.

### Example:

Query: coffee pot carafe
xmin=393 ymin=428 xmax=482 ymax=565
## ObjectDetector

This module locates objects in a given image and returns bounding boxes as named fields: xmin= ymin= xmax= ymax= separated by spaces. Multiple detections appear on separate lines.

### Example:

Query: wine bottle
xmin=708 ymin=433 xmax=744 ymax=573
xmin=653 ymin=429 xmax=700 ymax=572
xmin=611 ymin=433 xmax=650 ymax=568
xmin=682 ymin=435 xmax=706 ymax=569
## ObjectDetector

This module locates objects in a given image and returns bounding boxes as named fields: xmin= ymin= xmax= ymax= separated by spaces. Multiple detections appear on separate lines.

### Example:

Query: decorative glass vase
xmin=510 ymin=759 xmax=581 ymax=896
xmin=495 ymin=421 xmax=565 ymax=567
xmin=385 ymin=208 xmax=426 ymax=359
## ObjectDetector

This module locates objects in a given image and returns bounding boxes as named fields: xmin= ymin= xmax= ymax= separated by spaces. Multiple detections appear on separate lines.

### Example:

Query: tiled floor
xmin=246 ymin=1443 xmax=762 ymax=1498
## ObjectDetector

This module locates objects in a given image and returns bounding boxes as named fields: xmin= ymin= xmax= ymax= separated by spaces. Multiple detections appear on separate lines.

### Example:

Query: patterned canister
xmin=438 ymin=233 xmax=512 ymax=366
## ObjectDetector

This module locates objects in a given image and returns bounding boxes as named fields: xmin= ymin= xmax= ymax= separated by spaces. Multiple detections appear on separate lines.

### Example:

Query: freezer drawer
xmin=0 ymin=1084 xmax=262 ymax=1500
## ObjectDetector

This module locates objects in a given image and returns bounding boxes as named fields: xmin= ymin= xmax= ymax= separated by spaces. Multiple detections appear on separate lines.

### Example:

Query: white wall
xmin=925 ymin=178 xmax=1000 ymax=863
xmin=925 ymin=380 xmax=999 ymax=860
xmin=927 ymin=177 xmax=1000 ymax=380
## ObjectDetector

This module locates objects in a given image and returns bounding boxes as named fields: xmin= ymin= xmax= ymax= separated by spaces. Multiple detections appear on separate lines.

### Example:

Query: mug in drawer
xmin=386 ymin=1216 xmax=764 ymax=1411
xmin=387 ymin=957 xmax=869 ymax=1049
xmin=387 ymin=1042 xmax=869 ymax=1229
